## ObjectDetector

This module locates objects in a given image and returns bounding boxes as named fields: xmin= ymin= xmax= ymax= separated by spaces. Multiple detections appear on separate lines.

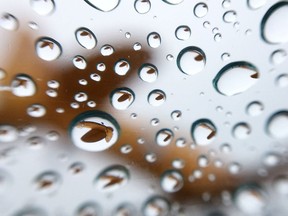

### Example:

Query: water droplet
xmin=263 ymin=152 xmax=280 ymax=167
xmin=223 ymin=10 xmax=237 ymax=23
xmin=84 ymin=0 xmax=120 ymax=11
xmin=90 ymin=73 xmax=101 ymax=82
xmin=222 ymin=0 xmax=231 ymax=8
xmin=213 ymin=62 xmax=259 ymax=96
xmin=148 ymin=90 xmax=166 ymax=106
xmin=76 ymin=202 xmax=102 ymax=216
xmin=212 ymin=27 xmax=219 ymax=34
xmin=248 ymin=0 xmax=267 ymax=9
xmin=130 ymin=113 xmax=137 ymax=119
xmin=145 ymin=152 xmax=157 ymax=163
xmin=0 ymin=125 xmax=18 ymax=142
xmin=135 ymin=0 xmax=151 ymax=14
xmin=147 ymin=32 xmax=161 ymax=48
xmin=172 ymin=159 xmax=185 ymax=169
xmin=139 ymin=64 xmax=158 ymax=83
xmin=101 ymin=44 xmax=114 ymax=56
xmin=114 ymin=59 xmax=130 ymax=76
xmin=87 ymin=100 xmax=96 ymax=108
xmin=94 ymin=165 xmax=129 ymax=192
xmin=46 ymin=89 xmax=57 ymax=97
xmin=75 ymin=28 xmax=97 ymax=49
xmin=73 ymin=56 xmax=87 ymax=70
xmin=156 ymin=129 xmax=173 ymax=146
xmin=110 ymin=88 xmax=135 ymax=110
xmin=246 ymin=101 xmax=264 ymax=116
xmin=36 ymin=37 xmax=62 ymax=61
xmin=234 ymin=185 xmax=266 ymax=214
xmin=97 ymin=62 xmax=106 ymax=71
xmin=151 ymin=118 xmax=160 ymax=126
xmin=276 ymin=74 xmax=288 ymax=87
xmin=270 ymin=49 xmax=287 ymax=65
xmin=171 ymin=110 xmax=182 ymax=121
xmin=30 ymin=0 xmax=55 ymax=15
xmin=0 ymin=69 xmax=6 ymax=80
xmin=143 ymin=196 xmax=170 ymax=216
xmin=166 ymin=54 xmax=174 ymax=61
xmin=161 ymin=170 xmax=183 ymax=193
xmin=113 ymin=203 xmax=135 ymax=216
xmin=133 ymin=42 xmax=142 ymax=51
xmin=175 ymin=138 xmax=186 ymax=147
xmin=232 ymin=122 xmax=251 ymax=139
xmin=175 ymin=25 xmax=191 ymax=40
xmin=28 ymin=21 xmax=38 ymax=30
xmin=34 ymin=171 xmax=61 ymax=194
xmin=120 ymin=144 xmax=132 ymax=154
xmin=125 ymin=32 xmax=131 ymax=39
xmin=45 ymin=131 xmax=59 ymax=141
xmin=191 ymin=119 xmax=217 ymax=146
xmin=220 ymin=143 xmax=231 ymax=153
xmin=267 ymin=111 xmax=288 ymax=139
xmin=27 ymin=104 xmax=46 ymax=118
xmin=273 ymin=175 xmax=288 ymax=195
xmin=198 ymin=155 xmax=209 ymax=167
xmin=0 ymin=13 xmax=19 ymax=31
xmin=75 ymin=92 xmax=88 ymax=102
xmin=79 ymin=79 xmax=88 ymax=86
xmin=11 ymin=74 xmax=37 ymax=97
xmin=69 ymin=162 xmax=85 ymax=174
xmin=13 ymin=207 xmax=47 ymax=216
xmin=177 ymin=46 xmax=206 ymax=76
xmin=228 ymin=162 xmax=241 ymax=174
xmin=47 ymin=80 xmax=59 ymax=89
xmin=194 ymin=3 xmax=208 ymax=18
xmin=71 ymin=102 xmax=80 ymax=109
xmin=70 ymin=111 xmax=120 ymax=152
xmin=214 ymin=33 xmax=222 ymax=42
xmin=192 ymin=169 xmax=203 ymax=179
xmin=203 ymin=21 xmax=211 ymax=28
xmin=261 ymin=2 xmax=288 ymax=44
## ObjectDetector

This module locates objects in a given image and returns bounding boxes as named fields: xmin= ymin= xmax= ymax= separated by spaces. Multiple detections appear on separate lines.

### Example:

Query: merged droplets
xmin=175 ymin=25 xmax=191 ymax=40
xmin=75 ymin=28 xmax=97 ymax=49
xmin=101 ymin=44 xmax=114 ymax=56
xmin=0 ymin=13 xmax=19 ymax=31
xmin=36 ymin=37 xmax=62 ymax=61
xmin=110 ymin=88 xmax=135 ymax=110
xmin=177 ymin=46 xmax=206 ymax=75
xmin=73 ymin=56 xmax=87 ymax=70
xmin=30 ymin=0 xmax=55 ymax=16
xmin=70 ymin=111 xmax=120 ymax=152
xmin=261 ymin=2 xmax=288 ymax=44
xmin=84 ymin=0 xmax=120 ymax=12
xmin=156 ymin=129 xmax=174 ymax=146
xmin=223 ymin=10 xmax=237 ymax=23
xmin=267 ymin=111 xmax=288 ymax=139
xmin=11 ymin=74 xmax=36 ymax=97
xmin=233 ymin=123 xmax=251 ymax=140
xmin=142 ymin=196 xmax=170 ymax=216
xmin=27 ymin=104 xmax=46 ymax=118
xmin=191 ymin=119 xmax=217 ymax=146
xmin=246 ymin=101 xmax=264 ymax=116
xmin=147 ymin=32 xmax=161 ymax=48
xmin=34 ymin=171 xmax=61 ymax=194
xmin=160 ymin=170 xmax=183 ymax=193
xmin=213 ymin=62 xmax=259 ymax=96
xmin=194 ymin=3 xmax=208 ymax=18
xmin=148 ymin=90 xmax=166 ymax=106
xmin=114 ymin=59 xmax=130 ymax=76
xmin=134 ymin=0 xmax=151 ymax=14
xmin=0 ymin=125 xmax=18 ymax=142
xmin=248 ymin=0 xmax=267 ymax=10
xmin=138 ymin=64 xmax=158 ymax=83
xmin=94 ymin=165 xmax=129 ymax=192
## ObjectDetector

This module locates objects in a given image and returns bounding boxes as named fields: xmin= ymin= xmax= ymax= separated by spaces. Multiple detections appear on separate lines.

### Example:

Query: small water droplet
xmin=177 ymin=46 xmax=206 ymax=76
xmin=70 ymin=111 xmax=120 ymax=152
xmin=113 ymin=203 xmax=135 ymax=216
xmin=246 ymin=101 xmax=264 ymax=116
xmin=71 ymin=102 xmax=80 ymax=109
xmin=97 ymin=62 xmax=106 ymax=72
xmin=248 ymin=0 xmax=267 ymax=9
xmin=175 ymin=25 xmax=191 ymax=40
xmin=11 ymin=74 xmax=37 ymax=97
xmin=13 ymin=207 xmax=47 ymax=216
xmin=76 ymin=202 xmax=102 ymax=216
xmin=135 ymin=0 xmax=151 ymax=14
xmin=194 ymin=3 xmax=208 ymax=18
xmin=0 ymin=68 xmax=6 ymax=80
xmin=36 ymin=37 xmax=62 ymax=61
xmin=191 ymin=119 xmax=217 ymax=146
xmin=161 ymin=170 xmax=184 ymax=193
xmin=203 ymin=21 xmax=211 ymax=28
xmin=228 ymin=162 xmax=241 ymax=174
xmin=34 ymin=171 xmax=61 ymax=194
xmin=263 ymin=152 xmax=280 ymax=167
xmin=46 ymin=89 xmax=57 ymax=97
xmin=198 ymin=155 xmax=209 ymax=167
xmin=267 ymin=111 xmax=288 ymax=139
xmin=148 ymin=90 xmax=166 ymax=106
xmin=73 ymin=56 xmax=87 ymax=70
xmin=79 ymin=79 xmax=88 ymax=86
xmin=145 ymin=152 xmax=157 ymax=163
xmin=175 ymin=138 xmax=186 ymax=147
xmin=147 ymin=32 xmax=161 ymax=48
xmin=101 ymin=44 xmax=114 ymax=56
xmin=47 ymin=80 xmax=59 ymax=89
xmin=270 ymin=49 xmax=287 ymax=65
xmin=142 ymin=196 xmax=170 ymax=216
xmin=276 ymin=74 xmax=288 ymax=87
xmin=45 ymin=131 xmax=59 ymax=141
xmin=120 ymin=144 xmax=132 ymax=154
xmin=273 ymin=175 xmax=288 ymax=195
xmin=0 ymin=125 xmax=18 ymax=142
xmin=139 ymin=64 xmax=158 ymax=83
xmin=0 ymin=13 xmax=19 ymax=31
xmin=213 ymin=62 xmax=259 ymax=96
xmin=222 ymin=0 xmax=231 ymax=8
xmin=212 ymin=27 xmax=219 ymax=34
xmin=28 ymin=21 xmax=38 ymax=30
xmin=220 ymin=143 xmax=231 ymax=153
xmin=151 ymin=118 xmax=160 ymax=126
xmin=221 ymin=53 xmax=230 ymax=61
xmin=232 ymin=122 xmax=251 ymax=139
xmin=90 ymin=73 xmax=101 ymax=82
xmin=30 ymin=0 xmax=55 ymax=16
xmin=110 ymin=88 xmax=135 ymax=110
xmin=87 ymin=100 xmax=96 ymax=108
xmin=94 ymin=165 xmax=129 ymax=192
xmin=27 ymin=104 xmax=46 ymax=118
xmin=171 ymin=110 xmax=182 ymax=121
xmin=69 ymin=162 xmax=85 ymax=174
xmin=84 ymin=0 xmax=120 ymax=12
xmin=133 ymin=42 xmax=142 ymax=51
xmin=166 ymin=54 xmax=174 ymax=61
xmin=172 ymin=159 xmax=185 ymax=169
xmin=156 ymin=129 xmax=173 ymax=146
xmin=223 ymin=10 xmax=237 ymax=23
xmin=114 ymin=59 xmax=130 ymax=76
xmin=75 ymin=27 xmax=97 ymax=49
xmin=74 ymin=92 xmax=88 ymax=102
xmin=214 ymin=33 xmax=222 ymax=42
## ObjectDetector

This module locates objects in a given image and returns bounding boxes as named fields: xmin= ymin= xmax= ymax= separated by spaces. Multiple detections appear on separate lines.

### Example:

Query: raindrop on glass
xmin=84 ymin=0 xmax=120 ymax=12
xmin=0 ymin=125 xmax=18 ymax=142
xmin=11 ymin=74 xmax=36 ymax=97
xmin=228 ymin=162 xmax=241 ymax=174
xmin=46 ymin=89 xmax=57 ymax=97
xmin=114 ymin=59 xmax=130 ymax=76
xmin=113 ymin=203 xmax=136 ymax=216
xmin=194 ymin=3 xmax=208 ymax=18
xmin=142 ymin=196 xmax=170 ymax=216
xmin=263 ymin=152 xmax=280 ymax=167
xmin=27 ymin=104 xmax=46 ymax=118
xmin=34 ymin=171 xmax=61 ymax=194
xmin=36 ymin=37 xmax=62 ymax=61
xmin=120 ymin=144 xmax=132 ymax=154
xmin=101 ymin=44 xmax=114 ymax=56
xmin=75 ymin=27 xmax=97 ymax=49
xmin=110 ymin=88 xmax=135 ymax=110
xmin=267 ymin=111 xmax=288 ymax=139
xmin=30 ymin=0 xmax=55 ymax=16
xmin=248 ymin=0 xmax=267 ymax=10
xmin=90 ymin=73 xmax=101 ymax=82
xmin=273 ymin=175 xmax=288 ymax=195
xmin=276 ymin=74 xmax=288 ymax=88
xmin=175 ymin=25 xmax=191 ymax=40
xmin=151 ymin=118 xmax=160 ymax=126
xmin=232 ymin=122 xmax=251 ymax=139
xmin=73 ymin=56 xmax=87 ymax=70
xmin=0 ymin=13 xmax=18 ymax=31
xmin=97 ymin=63 xmax=106 ymax=72
xmin=69 ymin=162 xmax=85 ymax=174
xmin=223 ymin=10 xmax=237 ymax=23
xmin=246 ymin=101 xmax=264 ymax=116
xmin=145 ymin=152 xmax=157 ymax=163
xmin=139 ymin=64 xmax=158 ymax=83
xmin=160 ymin=170 xmax=184 ymax=193
xmin=198 ymin=155 xmax=209 ymax=167
xmin=270 ymin=49 xmax=287 ymax=65
xmin=76 ymin=202 xmax=101 ymax=216
xmin=148 ymin=90 xmax=166 ymax=106
xmin=172 ymin=159 xmax=185 ymax=169
xmin=147 ymin=32 xmax=161 ymax=48
xmin=134 ymin=0 xmax=151 ymax=14
xmin=171 ymin=110 xmax=181 ymax=121
xmin=74 ymin=92 xmax=88 ymax=102
xmin=156 ymin=129 xmax=173 ymax=146
xmin=191 ymin=119 xmax=217 ymax=146
xmin=133 ymin=42 xmax=142 ymax=51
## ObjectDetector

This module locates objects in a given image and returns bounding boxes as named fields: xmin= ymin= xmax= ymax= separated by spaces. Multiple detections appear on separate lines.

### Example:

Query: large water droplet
xmin=191 ymin=119 xmax=217 ymax=146
xmin=143 ymin=196 xmax=170 ymax=216
xmin=114 ymin=59 xmax=130 ymax=76
xmin=267 ymin=111 xmax=288 ymax=139
xmin=11 ymin=74 xmax=37 ymax=97
xmin=213 ymin=62 xmax=259 ymax=96
xmin=156 ymin=129 xmax=173 ymax=146
xmin=30 ymin=0 xmax=55 ymax=16
xmin=261 ymin=2 xmax=288 ymax=44
xmin=147 ymin=32 xmax=161 ymax=48
xmin=36 ymin=37 xmax=62 ymax=61
xmin=70 ymin=111 xmax=119 ymax=152
xmin=0 ymin=13 xmax=19 ymax=31
xmin=84 ymin=0 xmax=120 ymax=12
xmin=73 ymin=56 xmax=87 ymax=70
xmin=148 ymin=90 xmax=166 ymax=106
xmin=34 ymin=171 xmax=61 ymax=194
xmin=134 ymin=0 xmax=151 ymax=14
xmin=138 ymin=64 xmax=158 ymax=83
xmin=94 ymin=165 xmax=129 ymax=192
xmin=160 ymin=170 xmax=183 ymax=193
xmin=194 ymin=3 xmax=208 ymax=18
xmin=76 ymin=202 xmax=102 ymax=216
xmin=248 ymin=0 xmax=267 ymax=10
xmin=223 ymin=10 xmax=237 ymax=23
xmin=75 ymin=28 xmax=97 ymax=49
xmin=177 ymin=46 xmax=206 ymax=75
xmin=110 ymin=88 xmax=135 ymax=110
xmin=232 ymin=122 xmax=251 ymax=139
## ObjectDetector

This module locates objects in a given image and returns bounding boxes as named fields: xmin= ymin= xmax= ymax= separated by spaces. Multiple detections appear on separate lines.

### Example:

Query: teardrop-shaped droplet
xmin=75 ymin=28 xmax=97 ymax=49
xmin=147 ymin=32 xmax=161 ymax=48
xmin=261 ymin=2 xmax=288 ymax=44
xmin=232 ymin=122 xmax=251 ymax=139
xmin=34 ymin=171 xmax=61 ymax=194
xmin=70 ymin=111 xmax=120 ymax=152
xmin=30 ymin=0 xmax=55 ymax=16
xmin=0 ymin=13 xmax=19 ymax=31
xmin=194 ymin=3 xmax=208 ymax=18
xmin=267 ymin=111 xmax=288 ymax=139
xmin=94 ymin=165 xmax=129 ymax=192
xmin=11 ymin=74 xmax=37 ymax=97
xmin=110 ymin=88 xmax=135 ymax=110
xmin=191 ymin=119 xmax=217 ymax=146
xmin=0 ymin=125 xmax=18 ymax=142
xmin=148 ymin=90 xmax=166 ymax=106
xmin=177 ymin=46 xmax=206 ymax=75
xmin=73 ymin=55 xmax=87 ymax=70
xmin=156 ymin=129 xmax=174 ymax=146
xmin=114 ymin=59 xmax=130 ymax=76
xmin=36 ymin=37 xmax=62 ymax=61
xmin=101 ymin=44 xmax=114 ymax=56
xmin=213 ymin=62 xmax=259 ymax=96
xmin=160 ymin=170 xmax=183 ymax=193
xmin=84 ymin=0 xmax=120 ymax=12
xmin=175 ymin=25 xmax=191 ymax=41
xmin=248 ymin=0 xmax=267 ymax=10
xmin=223 ymin=10 xmax=237 ymax=23
xmin=142 ymin=196 xmax=170 ymax=216
xmin=138 ymin=64 xmax=158 ymax=83
xmin=27 ymin=104 xmax=46 ymax=118
xmin=134 ymin=0 xmax=151 ymax=14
